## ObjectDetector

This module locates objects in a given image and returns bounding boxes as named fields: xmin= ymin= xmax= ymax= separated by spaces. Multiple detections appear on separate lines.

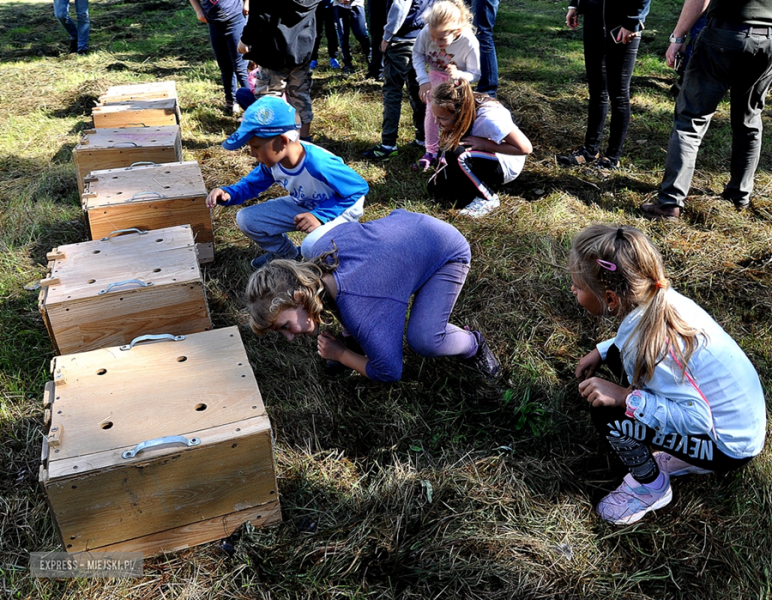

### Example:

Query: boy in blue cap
xmin=207 ymin=96 xmax=369 ymax=268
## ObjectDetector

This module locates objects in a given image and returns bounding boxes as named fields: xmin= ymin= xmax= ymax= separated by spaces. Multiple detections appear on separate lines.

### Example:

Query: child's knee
xmin=406 ymin=329 xmax=442 ymax=358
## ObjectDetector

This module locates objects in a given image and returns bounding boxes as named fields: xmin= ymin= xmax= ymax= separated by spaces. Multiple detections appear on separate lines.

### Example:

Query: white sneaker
xmin=596 ymin=472 xmax=672 ymax=525
xmin=458 ymin=195 xmax=500 ymax=218
xmin=654 ymin=452 xmax=713 ymax=477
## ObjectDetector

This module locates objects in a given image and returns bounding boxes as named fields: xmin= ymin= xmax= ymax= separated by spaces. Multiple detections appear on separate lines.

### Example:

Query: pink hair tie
xmin=655 ymin=279 xmax=667 ymax=290
xmin=596 ymin=259 xmax=617 ymax=272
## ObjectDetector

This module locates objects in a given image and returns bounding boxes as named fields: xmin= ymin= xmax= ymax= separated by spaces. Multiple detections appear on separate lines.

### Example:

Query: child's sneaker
xmin=342 ymin=64 xmax=353 ymax=75
xmin=458 ymin=195 xmax=500 ymax=218
xmin=557 ymin=146 xmax=599 ymax=166
xmin=310 ymin=59 xmax=318 ymax=70
xmin=362 ymin=144 xmax=398 ymax=160
xmin=330 ymin=57 xmax=341 ymax=69
xmin=462 ymin=328 xmax=501 ymax=380
xmin=596 ymin=472 xmax=672 ymax=525
xmin=411 ymin=152 xmax=437 ymax=172
xmin=595 ymin=156 xmax=620 ymax=170
xmin=654 ymin=452 xmax=713 ymax=477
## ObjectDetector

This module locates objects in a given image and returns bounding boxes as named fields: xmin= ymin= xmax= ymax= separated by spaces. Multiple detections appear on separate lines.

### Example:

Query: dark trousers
xmin=368 ymin=0 xmax=387 ymax=77
xmin=381 ymin=38 xmax=425 ymax=146
xmin=312 ymin=2 xmax=339 ymax=61
xmin=208 ymin=14 xmax=249 ymax=105
xmin=471 ymin=0 xmax=499 ymax=96
xmin=658 ymin=23 xmax=772 ymax=208
xmin=582 ymin=3 xmax=640 ymax=162
xmin=590 ymin=345 xmax=751 ymax=484
xmin=428 ymin=147 xmax=504 ymax=206
xmin=334 ymin=5 xmax=370 ymax=69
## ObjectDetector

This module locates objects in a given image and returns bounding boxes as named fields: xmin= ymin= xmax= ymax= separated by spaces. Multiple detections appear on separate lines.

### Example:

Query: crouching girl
xmin=245 ymin=209 xmax=501 ymax=382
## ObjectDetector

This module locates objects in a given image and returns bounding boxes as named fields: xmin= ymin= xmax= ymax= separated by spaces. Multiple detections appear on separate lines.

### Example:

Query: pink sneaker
xmin=596 ymin=472 xmax=672 ymax=525
xmin=654 ymin=452 xmax=713 ymax=477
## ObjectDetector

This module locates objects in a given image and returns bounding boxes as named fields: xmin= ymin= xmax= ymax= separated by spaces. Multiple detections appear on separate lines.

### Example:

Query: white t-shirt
xmin=412 ymin=27 xmax=481 ymax=86
xmin=470 ymin=101 xmax=526 ymax=183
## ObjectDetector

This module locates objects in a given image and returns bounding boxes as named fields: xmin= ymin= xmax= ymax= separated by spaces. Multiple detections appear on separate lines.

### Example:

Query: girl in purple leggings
xmin=244 ymin=209 xmax=500 ymax=382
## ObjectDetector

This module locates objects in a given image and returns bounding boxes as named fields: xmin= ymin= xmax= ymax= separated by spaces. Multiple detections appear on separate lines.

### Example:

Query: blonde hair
xmin=423 ymin=0 xmax=474 ymax=31
xmin=432 ymin=79 xmax=494 ymax=150
xmin=244 ymin=249 xmax=338 ymax=335
xmin=569 ymin=225 xmax=702 ymax=387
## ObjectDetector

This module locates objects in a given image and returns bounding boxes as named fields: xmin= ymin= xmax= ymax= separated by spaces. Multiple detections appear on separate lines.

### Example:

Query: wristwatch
xmin=669 ymin=33 xmax=686 ymax=44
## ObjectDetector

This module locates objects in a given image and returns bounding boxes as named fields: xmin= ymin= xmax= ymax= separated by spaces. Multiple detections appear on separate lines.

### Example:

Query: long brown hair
xmin=569 ymin=225 xmax=702 ymax=386
xmin=432 ymin=79 xmax=495 ymax=151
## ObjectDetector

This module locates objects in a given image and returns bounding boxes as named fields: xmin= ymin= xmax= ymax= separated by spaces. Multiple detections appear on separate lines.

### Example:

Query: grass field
xmin=1 ymin=0 xmax=772 ymax=598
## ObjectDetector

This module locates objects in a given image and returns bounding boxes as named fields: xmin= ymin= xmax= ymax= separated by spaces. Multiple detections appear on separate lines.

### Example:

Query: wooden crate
xmin=92 ymin=98 xmax=180 ymax=129
xmin=72 ymin=126 xmax=182 ymax=194
xmin=82 ymin=161 xmax=214 ymax=264
xmin=39 ymin=327 xmax=281 ymax=556
xmin=38 ymin=225 xmax=212 ymax=355
xmin=98 ymin=81 xmax=177 ymax=103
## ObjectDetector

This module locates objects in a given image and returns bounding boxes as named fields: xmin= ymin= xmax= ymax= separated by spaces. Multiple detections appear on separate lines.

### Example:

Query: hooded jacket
xmin=240 ymin=0 xmax=322 ymax=69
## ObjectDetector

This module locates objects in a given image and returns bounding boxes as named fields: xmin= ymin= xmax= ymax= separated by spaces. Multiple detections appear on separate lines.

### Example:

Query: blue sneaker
xmin=310 ymin=60 xmax=318 ymax=70
xmin=330 ymin=57 xmax=341 ymax=69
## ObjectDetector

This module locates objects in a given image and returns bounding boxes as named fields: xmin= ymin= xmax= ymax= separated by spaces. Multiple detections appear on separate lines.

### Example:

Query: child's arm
xmin=462 ymin=128 xmax=533 ymax=155
xmin=294 ymin=212 xmax=322 ymax=233
xmin=206 ymin=188 xmax=230 ymax=208
xmin=188 ymin=0 xmax=207 ymax=22
xmin=411 ymin=28 xmax=431 ymax=88
xmin=318 ymin=332 xmax=370 ymax=378
xmin=446 ymin=34 xmax=481 ymax=83
xmin=209 ymin=164 xmax=274 ymax=207
xmin=576 ymin=348 xmax=603 ymax=380
xmin=579 ymin=377 xmax=629 ymax=407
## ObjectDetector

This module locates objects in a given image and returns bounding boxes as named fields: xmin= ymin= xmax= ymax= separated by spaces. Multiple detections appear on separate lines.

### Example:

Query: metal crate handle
xmin=123 ymin=123 xmax=148 ymax=128
xmin=122 ymin=435 xmax=200 ymax=459
xmin=101 ymin=228 xmax=148 ymax=241
xmin=127 ymin=191 xmax=166 ymax=202
xmin=110 ymin=142 xmax=138 ymax=147
xmin=119 ymin=333 xmax=185 ymax=351
xmin=128 ymin=161 xmax=159 ymax=168
xmin=98 ymin=278 xmax=153 ymax=295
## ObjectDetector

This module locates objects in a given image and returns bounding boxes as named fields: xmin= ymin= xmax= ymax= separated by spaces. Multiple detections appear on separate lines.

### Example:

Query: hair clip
xmin=596 ymin=259 xmax=617 ymax=272
xmin=616 ymin=227 xmax=625 ymax=240
xmin=654 ymin=279 xmax=667 ymax=290
xmin=454 ymin=79 xmax=462 ymax=87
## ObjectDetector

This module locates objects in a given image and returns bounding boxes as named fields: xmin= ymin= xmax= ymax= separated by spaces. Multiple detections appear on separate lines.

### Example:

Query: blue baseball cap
xmin=222 ymin=96 xmax=301 ymax=150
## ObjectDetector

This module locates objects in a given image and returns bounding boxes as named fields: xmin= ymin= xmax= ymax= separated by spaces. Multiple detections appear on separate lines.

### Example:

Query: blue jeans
xmin=405 ymin=261 xmax=477 ymax=359
xmin=53 ymin=0 xmax=89 ymax=51
xmin=334 ymin=5 xmax=370 ymax=69
xmin=472 ymin=0 xmax=499 ymax=97
xmin=582 ymin=3 xmax=641 ymax=162
xmin=658 ymin=23 xmax=772 ymax=208
xmin=235 ymin=196 xmax=365 ymax=259
xmin=208 ymin=14 xmax=249 ymax=105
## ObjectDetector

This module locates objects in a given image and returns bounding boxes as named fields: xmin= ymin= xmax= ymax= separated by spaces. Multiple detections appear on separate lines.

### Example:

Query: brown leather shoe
xmin=640 ymin=202 xmax=681 ymax=220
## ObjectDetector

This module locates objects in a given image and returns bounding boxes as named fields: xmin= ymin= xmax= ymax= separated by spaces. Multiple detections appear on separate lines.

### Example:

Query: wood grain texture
xmin=92 ymin=99 xmax=180 ymax=129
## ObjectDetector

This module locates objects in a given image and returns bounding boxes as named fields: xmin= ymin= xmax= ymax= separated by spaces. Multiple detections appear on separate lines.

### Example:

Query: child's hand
xmin=445 ymin=63 xmax=458 ymax=79
xmin=419 ymin=83 xmax=432 ymax=103
xmin=575 ymin=348 xmax=602 ymax=380
xmin=578 ymin=377 xmax=629 ymax=408
xmin=242 ymin=0 xmax=249 ymax=16
xmin=318 ymin=332 xmax=346 ymax=362
xmin=460 ymin=135 xmax=487 ymax=151
xmin=195 ymin=10 xmax=207 ymax=23
xmin=206 ymin=188 xmax=230 ymax=208
xmin=294 ymin=212 xmax=321 ymax=233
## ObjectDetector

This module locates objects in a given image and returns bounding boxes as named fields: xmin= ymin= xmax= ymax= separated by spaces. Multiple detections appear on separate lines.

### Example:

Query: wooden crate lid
xmin=92 ymin=98 xmax=178 ymax=116
xmin=99 ymin=81 xmax=177 ymax=102
xmin=41 ymin=225 xmax=201 ymax=305
xmin=83 ymin=161 xmax=206 ymax=209
xmin=48 ymin=327 xmax=266 ymax=463
xmin=75 ymin=126 xmax=180 ymax=150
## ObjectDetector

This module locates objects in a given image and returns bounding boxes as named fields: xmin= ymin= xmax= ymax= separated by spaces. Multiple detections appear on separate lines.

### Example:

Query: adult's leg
xmin=582 ymin=4 xmax=608 ymax=157
xmin=368 ymin=0 xmax=387 ymax=77
xmin=53 ymin=0 xmax=78 ymax=41
xmin=73 ymin=0 xmax=90 ymax=51
xmin=349 ymin=5 xmax=371 ymax=62
xmin=724 ymin=34 xmax=772 ymax=206
xmin=471 ymin=0 xmax=499 ymax=97
xmin=235 ymin=196 xmax=304 ymax=258
xmin=334 ymin=6 xmax=353 ymax=68
xmin=603 ymin=35 xmax=640 ymax=162
xmin=657 ymin=27 xmax=737 ymax=208
xmin=406 ymin=261 xmax=477 ymax=358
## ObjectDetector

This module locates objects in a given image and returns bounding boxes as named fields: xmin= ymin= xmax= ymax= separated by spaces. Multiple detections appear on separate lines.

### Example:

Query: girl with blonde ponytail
xmin=569 ymin=224 xmax=766 ymax=525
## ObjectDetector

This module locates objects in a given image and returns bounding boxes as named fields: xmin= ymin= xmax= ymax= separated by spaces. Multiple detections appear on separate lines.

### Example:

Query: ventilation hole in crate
xmin=163 ymin=185 xmax=170 ymax=189
xmin=100 ymin=421 xmax=113 ymax=430
xmin=177 ymin=356 xmax=187 ymax=362
xmin=269 ymin=490 xmax=275 ymax=495
xmin=232 ymin=443 xmax=237 ymax=448
xmin=70 ymin=536 xmax=76 ymax=540
xmin=195 ymin=403 xmax=207 ymax=411
xmin=165 ymin=171 xmax=171 ymax=174
xmin=96 ymin=368 xmax=107 ymax=375
xmin=54 ymin=449 xmax=59 ymax=454
xmin=237 ymin=363 xmax=243 ymax=366
xmin=252 ymin=405 xmax=257 ymax=409
xmin=242 ymin=375 xmax=246 ymax=378
xmin=150 ymin=139 xmax=157 ymax=142
xmin=71 ymin=485 xmax=76 ymax=489
xmin=156 ymin=238 xmax=164 ymax=243
xmin=236 ymin=428 xmax=241 ymax=432
xmin=73 ymin=466 xmax=78 ymax=470
xmin=172 ymin=278 xmax=177 ymax=281
xmin=65 ymin=308 xmax=69 ymax=312
xmin=256 ymin=515 xmax=262 ymax=519
xmin=56 ymin=396 xmax=60 ymax=400
xmin=153 ymin=268 xmax=161 ymax=273
xmin=87 ymin=279 xmax=96 ymax=284
xmin=67 ymin=544 xmax=72 ymax=549
xmin=108 ymin=139 xmax=114 ymax=142
xmin=92 ymin=250 xmax=100 ymax=254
